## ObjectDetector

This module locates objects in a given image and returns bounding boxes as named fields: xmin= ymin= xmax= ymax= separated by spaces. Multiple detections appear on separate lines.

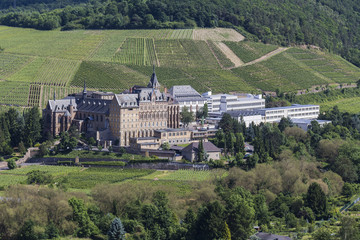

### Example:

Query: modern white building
xmin=227 ymin=111 xmax=263 ymax=127
xmin=259 ymin=104 xmax=320 ymax=123
xmin=202 ymin=91 xmax=265 ymax=113
xmin=168 ymin=85 xmax=206 ymax=112
xmin=222 ymin=104 xmax=320 ymax=126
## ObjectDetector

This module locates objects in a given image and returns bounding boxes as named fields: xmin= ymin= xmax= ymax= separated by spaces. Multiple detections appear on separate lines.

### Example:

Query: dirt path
xmin=215 ymin=42 xmax=244 ymax=68
xmin=241 ymin=47 xmax=288 ymax=67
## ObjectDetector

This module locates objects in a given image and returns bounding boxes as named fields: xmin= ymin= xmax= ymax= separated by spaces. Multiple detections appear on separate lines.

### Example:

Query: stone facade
xmin=43 ymin=69 xmax=180 ymax=146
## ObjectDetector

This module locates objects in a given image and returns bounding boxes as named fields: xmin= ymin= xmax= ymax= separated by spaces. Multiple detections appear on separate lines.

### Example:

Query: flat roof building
xmin=202 ymin=91 xmax=265 ymax=113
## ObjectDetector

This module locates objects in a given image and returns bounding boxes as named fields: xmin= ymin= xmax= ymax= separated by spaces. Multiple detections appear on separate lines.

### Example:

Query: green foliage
xmin=58 ymin=132 xmax=78 ymax=151
xmin=26 ymin=170 xmax=53 ymax=185
xmin=195 ymin=201 xmax=228 ymax=240
xmin=339 ymin=216 xmax=360 ymax=240
xmin=7 ymin=159 xmax=17 ymax=170
xmin=108 ymin=218 xmax=126 ymax=240
xmin=306 ymin=182 xmax=328 ymax=220
xmin=161 ymin=142 xmax=170 ymax=150
xmin=44 ymin=222 xmax=60 ymax=239
xmin=180 ymin=106 xmax=194 ymax=127
xmin=18 ymin=141 xmax=27 ymax=155
xmin=16 ymin=219 xmax=38 ymax=240
xmin=342 ymin=183 xmax=355 ymax=198
xmin=68 ymin=197 xmax=99 ymax=237
xmin=23 ymin=107 xmax=41 ymax=147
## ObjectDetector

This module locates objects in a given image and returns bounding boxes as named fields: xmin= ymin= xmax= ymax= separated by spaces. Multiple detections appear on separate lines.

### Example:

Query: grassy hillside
xmin=0 ymin=26 xmax=359 ymax=111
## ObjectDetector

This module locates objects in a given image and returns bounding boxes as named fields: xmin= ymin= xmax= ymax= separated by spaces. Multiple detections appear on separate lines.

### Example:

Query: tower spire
xmin=147 ymin=65 xmax=160 ymax=89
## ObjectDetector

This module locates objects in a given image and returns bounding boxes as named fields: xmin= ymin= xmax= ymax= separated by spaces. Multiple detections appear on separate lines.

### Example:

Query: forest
xmin=0 ymin=0 xmax=359 ymax=67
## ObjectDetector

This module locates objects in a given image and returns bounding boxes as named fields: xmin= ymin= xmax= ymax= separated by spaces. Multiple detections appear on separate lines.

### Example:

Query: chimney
xmin=129 ymin=87 xmax=132 ymax=93
xmin=164 ymin=87 xmax=167 ymax=94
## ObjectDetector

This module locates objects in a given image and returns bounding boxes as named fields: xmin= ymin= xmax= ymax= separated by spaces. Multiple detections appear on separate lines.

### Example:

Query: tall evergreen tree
xmin=234 ymin=132 xmax=245 ymax=155
xmin=23 ymin=107 xmax=41 ymax=147
xmin=108 ymin=218 xmax=126 ymax=240
xmin=306 ymin=183 xmax=328 ymax=220
xmin=197 ymin=139 xmax=205 ymax=162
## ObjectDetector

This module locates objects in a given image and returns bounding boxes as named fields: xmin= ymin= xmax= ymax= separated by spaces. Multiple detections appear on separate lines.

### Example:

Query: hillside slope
xmin=0 ymin=0 xmax=359 ymax=67
xmin=0 ymin=26 xmax=359 ymax=110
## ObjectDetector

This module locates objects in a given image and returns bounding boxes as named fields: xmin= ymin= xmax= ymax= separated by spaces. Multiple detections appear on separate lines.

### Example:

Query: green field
xmin=1 ymin=25 xmax=360 ymax=111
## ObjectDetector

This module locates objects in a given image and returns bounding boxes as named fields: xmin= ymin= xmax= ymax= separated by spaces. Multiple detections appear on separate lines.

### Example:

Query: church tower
xmin=147 ymin=65 xmax=160 ymax=89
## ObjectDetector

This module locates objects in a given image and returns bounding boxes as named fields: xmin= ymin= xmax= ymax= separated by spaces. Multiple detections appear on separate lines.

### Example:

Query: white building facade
xmin=202 ymin=91 xmax=265 ymax=113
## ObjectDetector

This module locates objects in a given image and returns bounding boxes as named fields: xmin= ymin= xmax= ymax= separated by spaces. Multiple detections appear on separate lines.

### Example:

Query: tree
xmin=108 ymin=218 xmax=126 ymax=240
xmin=234 ymin=132 xmax=245 ymax=155
xmin=195 ymin=201 xmax=228 ymax=240
xmin=219 ymin=113 xmax=233 ymax=133
xmin=17 ymin=220 xmax=38 ymax=240
xmin=59 ymin=132 xmax=78 ymax=151
xmin=45 ymin=222 xmax=59 ymax=239
xmin=88 ymin=137 xmax=96 ymax=150
xmin=7 ymin=159 xmax=16 ymax=170
xmin=26 ymin=170 xmax=53 ymax=184
xmin=18 ymin=141 xmax=26 ymax=155
xmin=312 ymin=228 xmax=333 ymax=240
xmin=203 ymin=103 xmax=208 ymax=118
xmin=197 ymin=139 xmax=205 ymax=162
xmin=161 ymin=142 xmax=170 ymax=150
xmin=254 ymin=194 xmax=269 ymax=227
xmin=23 ymin=107 xmax=41 ymax=147
xmin=339 ymin=216 xmax=360 ymax=240
xmin=226 ymin=194 xmax=255 ymax=240
xmin=342 ymin=183 xmax=355 ymax=198
xmin=180 ymin=106 xmax=194 ymax=127
xmin=278 ymin=117 xmax=293 ymax=132
xmin=68 ymin=197 xmax=99 ymax=237
xmin=306 ymin=183 xmax=328 ymax=220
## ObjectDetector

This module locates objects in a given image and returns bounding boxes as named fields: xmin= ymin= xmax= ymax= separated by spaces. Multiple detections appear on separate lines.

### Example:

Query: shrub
xmin=7 ymin=159 xmax=17 ymax=170
xmin=26 ymin=170 xmax=53 ymax=185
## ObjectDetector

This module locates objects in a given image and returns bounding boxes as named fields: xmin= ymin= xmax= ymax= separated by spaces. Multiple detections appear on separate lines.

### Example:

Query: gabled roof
xmin=182 ymin=141 xmax=221 ymax=153
xmin=48 ymin=97 xmax=77 ymax=112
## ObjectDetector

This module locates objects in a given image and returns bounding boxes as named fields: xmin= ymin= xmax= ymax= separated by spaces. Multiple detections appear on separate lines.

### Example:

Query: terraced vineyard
xmin=285 ymin=48 xmax=360 ymax=83
xmin=225 ymin=41 xmax=278 ymax=63
xmin=1 ymin=25 xmax=360 ymax=112
xmin=71 ymin=61 xmax=149 ymax=90
xmin=0 ymin=53 xmax=31 ymax=79
xmin=232 ymin=50 xmax=334 ymax=92
xmin=113 ymin=38 xmax=158 ymax=66
xmin=319 ymin=97 xmax=360 ymax=114
xmin=207 ymin=40 xmax=235 ymax=68
xmin=0 ymin=81 xmax=30 ymax=106
xmin=155 ymin=39 xmax=219 ymax=68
